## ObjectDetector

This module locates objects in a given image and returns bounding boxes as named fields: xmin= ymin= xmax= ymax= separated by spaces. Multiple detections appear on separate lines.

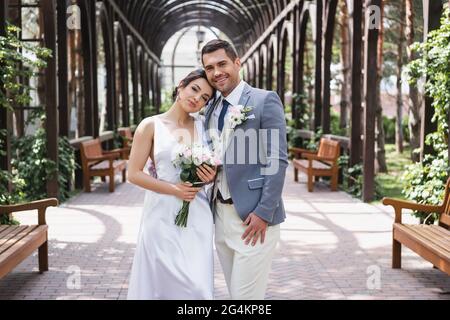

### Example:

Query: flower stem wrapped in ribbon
xmin=172 ymin=143 xmax=221 ymax=227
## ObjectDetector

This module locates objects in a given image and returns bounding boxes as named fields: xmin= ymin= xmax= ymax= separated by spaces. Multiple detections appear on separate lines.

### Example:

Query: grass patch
xmin=374 ymin=143 xmax=413 ymax=202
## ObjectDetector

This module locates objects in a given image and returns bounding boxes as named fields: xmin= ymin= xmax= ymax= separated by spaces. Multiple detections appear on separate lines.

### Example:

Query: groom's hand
xmin=196 ymin=165 xmax=217 ymax=184
xmin=242 ymin=213 xmax=268 ymax=246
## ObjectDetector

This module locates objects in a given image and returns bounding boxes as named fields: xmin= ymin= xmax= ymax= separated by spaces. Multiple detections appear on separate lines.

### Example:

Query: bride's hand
xmin=173 ymin=182 xmax=202 ymax=202
xmin=196 ymin=165 xmax=217 ymax=184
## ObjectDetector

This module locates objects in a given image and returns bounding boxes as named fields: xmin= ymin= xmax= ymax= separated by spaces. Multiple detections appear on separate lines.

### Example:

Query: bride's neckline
xmin=156 ymin=115 xmax=200 ymax=145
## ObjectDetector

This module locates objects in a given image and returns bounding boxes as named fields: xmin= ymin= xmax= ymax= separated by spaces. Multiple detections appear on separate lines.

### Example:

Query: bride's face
xmin=177 ymin=78 xmax=213 ymax=114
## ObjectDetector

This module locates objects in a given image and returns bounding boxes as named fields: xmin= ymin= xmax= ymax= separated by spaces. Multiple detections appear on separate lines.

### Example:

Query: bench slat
xmin=425 ymin=225 xmax=450 ymax=247
xmin=0 ymin=226 xmax=48 ymax=279
xmin=409 ymin=225 xmax=450 ymax=252
xmin=395 ymin=224 xmax=450 ymax=260
xmin=0 ymin=226 xmax=28 ymax=249
xmin=0 ymin=226 xmax=38 ymax=255
xmin=293 ymin=159 xmax=331 ymax=170
xmin=402 ymin=225 xmax=450 ymax=256
xmin=0 ymin=225 xmax=14 ymax=238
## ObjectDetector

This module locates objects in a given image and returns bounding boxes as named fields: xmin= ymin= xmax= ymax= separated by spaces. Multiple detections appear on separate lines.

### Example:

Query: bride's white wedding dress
xmin=127 ymin=116 xmax=214 ymax=300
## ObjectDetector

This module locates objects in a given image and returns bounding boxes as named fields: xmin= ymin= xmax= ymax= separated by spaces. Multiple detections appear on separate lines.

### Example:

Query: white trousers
xmin=215 ymin=202 xmax=280 ymax=300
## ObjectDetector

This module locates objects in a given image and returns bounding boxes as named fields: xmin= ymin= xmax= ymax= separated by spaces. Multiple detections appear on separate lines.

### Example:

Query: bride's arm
xmin=127 ymin=118 xmax=201 ymax=201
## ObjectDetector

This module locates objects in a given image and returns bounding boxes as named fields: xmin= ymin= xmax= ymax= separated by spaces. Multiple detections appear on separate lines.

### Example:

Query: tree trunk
xmin=339 ymin=0 xmax=351 ymax=130
xmin=376 ymin=1 xmax=388 ymax=173
xmin=405 ymin=0 xmax=421 ymax=162
xmin=396 ymin=0 xmax=405 ymax=154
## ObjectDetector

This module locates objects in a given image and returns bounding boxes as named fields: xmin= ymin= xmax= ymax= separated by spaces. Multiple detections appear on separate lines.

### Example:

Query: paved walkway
xmin=0 ymin=164 xmax=449 ymax=300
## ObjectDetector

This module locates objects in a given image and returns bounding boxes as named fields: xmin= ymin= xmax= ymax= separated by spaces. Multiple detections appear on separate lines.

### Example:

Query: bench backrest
xmin=317 ymin=138 xmax=340 ymax=162
xmin=439 ymin=178 xmax=450 ymax=228
xmin=80 ymin=139 xmax=103 ymax=167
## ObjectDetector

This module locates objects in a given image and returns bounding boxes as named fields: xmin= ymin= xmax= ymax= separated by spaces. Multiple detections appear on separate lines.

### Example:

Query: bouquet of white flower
xmin=172 ymin=143 xmax=221 ymax=227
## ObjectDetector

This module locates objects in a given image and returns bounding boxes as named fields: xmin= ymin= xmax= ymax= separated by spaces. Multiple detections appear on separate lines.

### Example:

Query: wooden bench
xmin=80 ymin=138 xmax=127 ymax=192
xmin=383 ymin=178 xmax=450 ymax=275
xmin=0 ymin=198 xmax=58 ymax=279
xmin=290 ymin=138 xmax=340 ymax=192
xmin=118 ymin=128 xmax=133 ymax=160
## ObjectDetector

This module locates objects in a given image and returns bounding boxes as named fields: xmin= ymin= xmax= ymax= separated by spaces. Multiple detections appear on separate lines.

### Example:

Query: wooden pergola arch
xmin=0 ymin=0 xmax=445 ymax=201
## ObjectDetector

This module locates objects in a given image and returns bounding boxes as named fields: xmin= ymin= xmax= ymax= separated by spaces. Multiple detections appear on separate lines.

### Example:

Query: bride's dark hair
xmin=172 ymin=68 xmax=216 ymax=103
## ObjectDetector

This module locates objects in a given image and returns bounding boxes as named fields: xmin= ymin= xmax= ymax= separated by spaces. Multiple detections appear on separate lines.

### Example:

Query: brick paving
xmin=0 ymin=164 xmax=449 ymax=300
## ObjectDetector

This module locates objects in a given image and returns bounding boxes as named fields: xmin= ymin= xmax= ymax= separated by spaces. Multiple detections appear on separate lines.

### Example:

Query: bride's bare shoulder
xmin=135 ymin=116 xmax=159 ymax=136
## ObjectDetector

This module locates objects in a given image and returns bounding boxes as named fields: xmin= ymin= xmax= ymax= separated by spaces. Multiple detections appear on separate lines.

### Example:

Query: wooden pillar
xmin=297 ymin=9 xmax=308 ymax=130
xmin=321 ymin=0 xmax=338 ymax=134
xmin=314 ymin=0 xmax=323 ymax=130
xmin=362 ymin=0 xmax=380 ymax=202
xmin=0 ymin=0 xmax=11 ymax=188
xmin=420 ymin=0 xmax=443 ymax=160
xmin=42 ymin=0 xmax=59 ymax=198
xmin=57 ymin=0 xmax=69 ymax=137
xmin=80 ymin=0 xmax=94 ymax=136
xmin=350 ymin=0 xmax=363 ymax=168
xmin=132 ymin=46 xmax=139 ymax=123
xmin=155 ymin=65 xmax=161 ymax=113
xmin=292 ymin=5 xmax=299 ymax=123
xmin=101 ymin=9 xmax=116 ymax=132
xmin=90 ymin=2 xmax=99 ymax=137
xmin=118 ymin=34 xmax=129 ymax=127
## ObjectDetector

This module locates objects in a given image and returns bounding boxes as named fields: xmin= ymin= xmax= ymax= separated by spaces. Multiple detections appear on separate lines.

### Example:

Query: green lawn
xmin=374 ymin=143 xmax=413 ymax=202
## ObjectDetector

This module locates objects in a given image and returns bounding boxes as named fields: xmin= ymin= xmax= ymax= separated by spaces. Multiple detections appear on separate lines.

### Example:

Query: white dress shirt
xmin=212 ymin=80 xmax=247 ymax=201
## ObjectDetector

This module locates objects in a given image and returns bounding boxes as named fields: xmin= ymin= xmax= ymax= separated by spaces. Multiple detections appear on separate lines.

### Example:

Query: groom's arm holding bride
xmin=242 ymin=91 xmax=288 ymax=246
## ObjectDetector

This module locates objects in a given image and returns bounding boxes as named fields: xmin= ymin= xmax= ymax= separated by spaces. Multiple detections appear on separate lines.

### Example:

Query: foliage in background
xmin=330 ymin=109 xmax=348 ymax=136
xmin=383 ymin=116 xmax=410 ymax=144
xmin=0 ymin=130 xmax=22 ymax=225
xmin=403 ymin=9 xmax=450 ymax=224
xmin=0 ymin=24 xmax=52 ymax=224
xmin=291 ymin=93 xmax=310 ymax=129
xmin=0 ymin=24 xmax=51 ymax=111
xmin=11 ymin=111 xmax=78 ymax=204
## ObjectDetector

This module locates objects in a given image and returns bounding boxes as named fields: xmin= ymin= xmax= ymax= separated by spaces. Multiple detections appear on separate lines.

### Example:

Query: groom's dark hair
xmin=201 ymin=39 xmax=238 ymax=65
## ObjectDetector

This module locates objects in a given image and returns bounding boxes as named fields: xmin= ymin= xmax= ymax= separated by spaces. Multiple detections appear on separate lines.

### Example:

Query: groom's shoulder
xmin=247 ymin=85 xmax=278 ymax=100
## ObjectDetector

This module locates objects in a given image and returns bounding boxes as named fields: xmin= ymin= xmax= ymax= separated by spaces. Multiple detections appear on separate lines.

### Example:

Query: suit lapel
xmin=223 ymin=84 xmax=252 ymax=152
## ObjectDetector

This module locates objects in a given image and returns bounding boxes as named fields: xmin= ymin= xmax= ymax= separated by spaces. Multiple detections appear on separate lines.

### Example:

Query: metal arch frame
xmin=127 ymin=35 xmax=140 ymax=124
xmin=278 ymin=19 xmax=294 ymax=106
xmin=295 ymin=3 xmax=313 ymax=129
xmin=142 ymin=1 xmax=254 ymax=34
xmin=78 ymin=0 xmax=99 ymax=137
xmin=258 ymin=44 xmax=268 ymax=89
xmin=320 ymin=0 xmax=338 ymax=134
xmin=114 ymin=22 xmax=130 ymax=127
xmin=98 ymin=1 xmax=117 ymax=132
xmin=125 ymin=0 xmax=271 ymax=56
xmin=251 ymin=51 xmax=260 ymax=88
xmin=266 ymin=35 xmax=278 ymax=91
xmin=252 ymin=52 xmax=259 ymax=87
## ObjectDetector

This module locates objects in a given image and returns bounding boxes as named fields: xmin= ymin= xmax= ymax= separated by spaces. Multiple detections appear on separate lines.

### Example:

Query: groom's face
xmin=203 ymin=49 xmax=241 ymax=97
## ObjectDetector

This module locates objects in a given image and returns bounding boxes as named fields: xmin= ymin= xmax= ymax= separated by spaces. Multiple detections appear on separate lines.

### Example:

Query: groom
xmin=201 ymin=39 xmax=288 ymax=300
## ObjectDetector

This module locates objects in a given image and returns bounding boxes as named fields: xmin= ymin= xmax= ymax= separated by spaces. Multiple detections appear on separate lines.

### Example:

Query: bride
xmin=126 ymin=69 xmax=217 ymax=300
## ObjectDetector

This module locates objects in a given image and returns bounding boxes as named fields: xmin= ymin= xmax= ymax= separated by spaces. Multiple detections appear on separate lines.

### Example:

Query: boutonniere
xmin=228 ymin=105 xmax=253 ymax=129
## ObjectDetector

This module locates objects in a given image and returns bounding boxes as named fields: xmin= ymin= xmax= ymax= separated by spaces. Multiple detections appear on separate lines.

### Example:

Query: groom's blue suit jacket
xmin=204 ymin=83 xmax=288 ymax=226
